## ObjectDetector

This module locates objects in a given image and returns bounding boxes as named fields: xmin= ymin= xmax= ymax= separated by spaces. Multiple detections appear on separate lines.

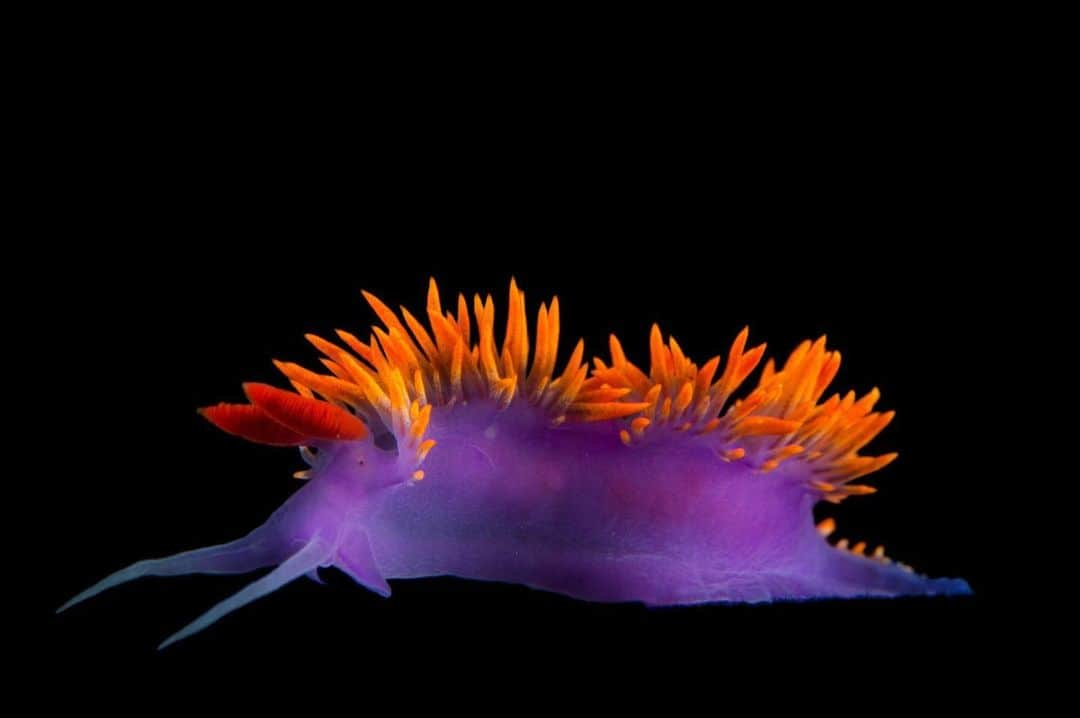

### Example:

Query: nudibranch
xmin=60 ymin=279 xmax=971 ymax=648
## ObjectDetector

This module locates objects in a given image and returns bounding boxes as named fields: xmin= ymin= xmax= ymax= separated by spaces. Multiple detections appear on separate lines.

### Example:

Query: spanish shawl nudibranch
xmin=60 ymin=279 xmax=971 ymax=647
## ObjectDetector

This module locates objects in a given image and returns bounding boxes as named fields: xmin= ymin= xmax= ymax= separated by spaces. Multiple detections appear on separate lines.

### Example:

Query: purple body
xmin=59 ymin=400 xmax=970 ymax=648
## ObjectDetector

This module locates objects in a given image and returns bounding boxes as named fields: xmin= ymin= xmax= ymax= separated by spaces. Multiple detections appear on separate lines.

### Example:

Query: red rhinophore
xmin=198 ymin=404 xmax=309 ymax=446
xmin=243 ymin=382 xmax=369 ymax=441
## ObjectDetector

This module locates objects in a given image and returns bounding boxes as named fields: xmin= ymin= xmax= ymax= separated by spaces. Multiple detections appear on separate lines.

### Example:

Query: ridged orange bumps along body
xmin=59 ymin=278 xmax=971 ymax=648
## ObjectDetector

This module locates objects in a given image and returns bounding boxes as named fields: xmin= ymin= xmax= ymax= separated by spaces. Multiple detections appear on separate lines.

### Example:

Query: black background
xmin=30 ymin=26 xmax=1024 ymax=695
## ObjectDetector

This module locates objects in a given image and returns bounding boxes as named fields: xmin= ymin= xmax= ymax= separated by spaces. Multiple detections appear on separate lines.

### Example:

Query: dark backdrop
xmin=36 ymin=53 xmax=1013 ymax=690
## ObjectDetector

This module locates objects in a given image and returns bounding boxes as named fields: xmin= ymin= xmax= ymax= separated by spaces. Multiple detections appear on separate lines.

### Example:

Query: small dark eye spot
xmin=374 ymin=432 xmax=398 ymax=452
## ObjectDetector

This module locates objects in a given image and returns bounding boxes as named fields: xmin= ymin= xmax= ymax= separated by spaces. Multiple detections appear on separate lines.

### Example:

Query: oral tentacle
xmin=58 ymin=454 xmax=400 ymax=648
xmin=57 ymin=525 xmax=291 ymax=614
xmin=157 ymin=537 xmax=333 ymax=650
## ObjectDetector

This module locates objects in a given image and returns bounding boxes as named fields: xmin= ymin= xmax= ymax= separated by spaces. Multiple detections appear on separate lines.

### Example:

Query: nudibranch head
xmin=60 ymin=277 xmax=970 ymax=649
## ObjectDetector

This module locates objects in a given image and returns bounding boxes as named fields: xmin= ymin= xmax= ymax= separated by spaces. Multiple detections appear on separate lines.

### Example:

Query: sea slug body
xmin=59 ymin=279 xmax=971 ymax=648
